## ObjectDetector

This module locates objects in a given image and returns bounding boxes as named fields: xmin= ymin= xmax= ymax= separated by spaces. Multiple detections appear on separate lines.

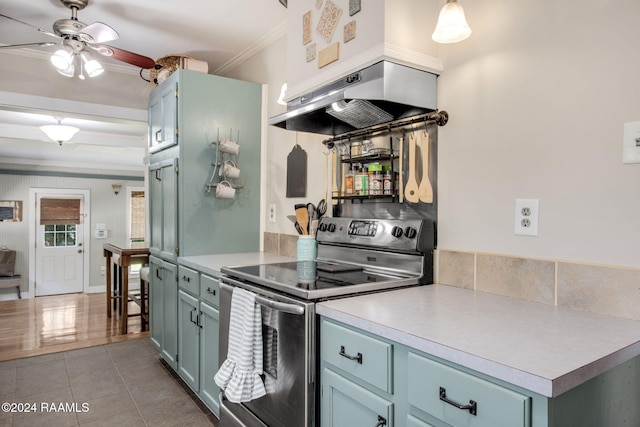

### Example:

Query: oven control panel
xmin=317 ymin=217 xmax=435 ymax=253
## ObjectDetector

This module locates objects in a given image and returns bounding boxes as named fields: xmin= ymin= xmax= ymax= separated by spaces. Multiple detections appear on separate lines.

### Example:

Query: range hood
xmin=268 ymin=61 xmax=438 ymax=135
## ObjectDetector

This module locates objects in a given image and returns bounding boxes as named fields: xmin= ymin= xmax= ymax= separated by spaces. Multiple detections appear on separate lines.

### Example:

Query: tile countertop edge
xmin=316 ymin=295 xmax=640 ymax=398
xmin=178 ymin=252 xmax=295 ymax=278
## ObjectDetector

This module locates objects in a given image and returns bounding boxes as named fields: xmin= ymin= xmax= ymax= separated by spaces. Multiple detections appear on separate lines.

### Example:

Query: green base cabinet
xmin=320 ymin=317 xmax=640 ymax=427
xmin=149 ymin=255 xmax=178 ymax=370
xmin=176 ymin=265 xmax=221 ymax=416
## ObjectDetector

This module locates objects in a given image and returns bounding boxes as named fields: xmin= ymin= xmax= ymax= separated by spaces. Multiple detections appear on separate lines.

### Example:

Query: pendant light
xmin=39 ymin=118 xmax=80 ymax=146
xmin=432 ymin=0 xmax=472 ymax=44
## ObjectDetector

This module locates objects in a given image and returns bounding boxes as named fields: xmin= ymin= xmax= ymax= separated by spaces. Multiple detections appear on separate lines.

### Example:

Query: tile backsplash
xmin=263 ymin=233 xmax=640 ymax=322
xmin=437 ymin=249 xmax=640 ymax=322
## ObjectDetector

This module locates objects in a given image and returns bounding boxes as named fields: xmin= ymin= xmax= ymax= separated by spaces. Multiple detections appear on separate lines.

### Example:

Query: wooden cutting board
xmin=286 ymin=144 xmax=307 ymax=198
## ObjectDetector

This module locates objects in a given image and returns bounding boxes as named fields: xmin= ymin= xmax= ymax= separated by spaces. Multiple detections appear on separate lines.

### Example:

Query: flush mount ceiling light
xmin=432 ymin=0 xmax=472 ymax=44
xmin=39 ymin=118 xmax=80 ymax=146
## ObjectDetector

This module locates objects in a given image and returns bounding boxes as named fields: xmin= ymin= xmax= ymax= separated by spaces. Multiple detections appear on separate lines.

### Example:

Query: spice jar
xmin=383 ymin=166 xmax=393 ymax=195
xmin=368 ymin=164 xmax=383 ymax=196
xmin=351 ymin=141 xmax=362 ymax=158
xmin=355 ymin=167 xmax=368 ymax=196
xmin=345 ymin=167 xmax=355 ymax=195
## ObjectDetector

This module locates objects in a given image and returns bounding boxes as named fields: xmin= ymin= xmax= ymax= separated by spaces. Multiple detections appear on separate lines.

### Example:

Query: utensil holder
xmin=297 ymin=236 xmax=317 ymax=261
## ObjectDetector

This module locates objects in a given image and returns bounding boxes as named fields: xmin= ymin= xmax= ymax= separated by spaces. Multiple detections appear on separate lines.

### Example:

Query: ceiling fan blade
xmin=79 ymin=22 xmax=119 ymax=44
xmin=93 ymin=45 xmax=156 ymax=69
xmin=0 ymin=42 xmax=58 ymax=49
xmin=0 ymin=13 xmax=60 ymax=39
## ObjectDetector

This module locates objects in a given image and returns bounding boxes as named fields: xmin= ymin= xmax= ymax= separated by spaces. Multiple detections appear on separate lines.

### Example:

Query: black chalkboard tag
xmin=286 ymin=144 xmax=307 ymax=198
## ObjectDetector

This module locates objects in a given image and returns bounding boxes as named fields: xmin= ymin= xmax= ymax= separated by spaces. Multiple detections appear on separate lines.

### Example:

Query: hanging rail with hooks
xmin=322 ymin=110 xmax=449 ymax=149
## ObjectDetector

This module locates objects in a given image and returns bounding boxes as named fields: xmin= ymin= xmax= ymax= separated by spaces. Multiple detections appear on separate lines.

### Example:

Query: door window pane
xmin=44 ymin=224 xmax=78 ymax=247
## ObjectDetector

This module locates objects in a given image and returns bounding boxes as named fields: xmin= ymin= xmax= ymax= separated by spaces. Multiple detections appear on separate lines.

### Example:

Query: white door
xmin=35 ymin=194 xmax=85 ymax=296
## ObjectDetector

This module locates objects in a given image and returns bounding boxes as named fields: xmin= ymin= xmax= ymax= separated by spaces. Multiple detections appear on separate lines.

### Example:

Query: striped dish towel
xmin=214 ymin=287 xmax=266 ymax=403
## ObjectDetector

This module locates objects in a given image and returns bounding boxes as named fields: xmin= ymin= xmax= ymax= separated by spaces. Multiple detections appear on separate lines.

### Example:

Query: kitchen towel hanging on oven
xmin=214 ymin=287 xmax=266 ymax=403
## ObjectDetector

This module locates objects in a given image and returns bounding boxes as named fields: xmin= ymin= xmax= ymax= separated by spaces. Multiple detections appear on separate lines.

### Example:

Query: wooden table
xmin=103 ymin=244 xmax=149 ymax=334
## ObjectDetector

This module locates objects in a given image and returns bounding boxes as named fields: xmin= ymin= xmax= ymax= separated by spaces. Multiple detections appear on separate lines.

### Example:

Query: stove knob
xmin=404 ymin=226 xmax=417 ymax=239
xmin=391 ymin=226 xmax=404 ymax=238
xmin=319 ymin=223 xmax=327 ymax=232
xmin=327 ymin=223 xmax=336 ymax=232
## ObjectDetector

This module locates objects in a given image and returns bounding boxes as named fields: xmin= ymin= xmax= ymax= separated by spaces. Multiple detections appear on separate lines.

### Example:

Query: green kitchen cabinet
xmin=176 ymin=266 xmax=221 ymax=416
xmin=178 ymin=289 xmax=200 ymax=391
xmin=148 ymin=79 xmax=178 ymax=153
xmin=320 ymin=317 xmax=640 ymax=427
xmin=149 ymin=255 xmax=178 ymax=370
xmin=149 ymin=156 xmax=178 ymax=262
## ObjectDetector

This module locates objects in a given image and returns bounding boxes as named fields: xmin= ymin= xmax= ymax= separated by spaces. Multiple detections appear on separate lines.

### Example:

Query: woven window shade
xmin=40 ymin=198 xmax=81 ymax=225
xmin=130 ymin=191 xmax=145 ymax=242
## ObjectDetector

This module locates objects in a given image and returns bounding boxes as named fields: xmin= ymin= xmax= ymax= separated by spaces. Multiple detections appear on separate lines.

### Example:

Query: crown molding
xmin=214 ymin=21 xmax=287 ymax=76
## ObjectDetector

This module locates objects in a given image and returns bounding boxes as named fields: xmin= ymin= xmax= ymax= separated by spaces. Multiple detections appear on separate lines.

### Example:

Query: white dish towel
xmin=214 ymin=287 xmax=266 ymax=403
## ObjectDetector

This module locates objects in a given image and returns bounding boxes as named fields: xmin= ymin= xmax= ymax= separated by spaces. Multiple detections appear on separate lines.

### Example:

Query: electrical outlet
xmin=268 ymin=204 xmax=276 ymax=222
xmin=514 ymin=199 xmax=539 ymax=236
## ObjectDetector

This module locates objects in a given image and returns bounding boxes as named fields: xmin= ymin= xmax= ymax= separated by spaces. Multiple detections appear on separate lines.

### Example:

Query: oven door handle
xmin=255 ymin=295 xmax=305 ymax=315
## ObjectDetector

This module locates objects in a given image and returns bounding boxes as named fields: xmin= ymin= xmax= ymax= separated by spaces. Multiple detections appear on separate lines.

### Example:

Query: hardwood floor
xmin=0 ymin=293 xmax=148 ymax=362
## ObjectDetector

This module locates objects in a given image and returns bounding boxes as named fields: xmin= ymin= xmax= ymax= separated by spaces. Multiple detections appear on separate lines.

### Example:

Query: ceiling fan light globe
xmin=51 ymin=48 xmax=74 ymax=70
xmin=84 ymin=59 xmax=104 ymax=77
xmin=56 ymin=63 xmax=75 ymax=78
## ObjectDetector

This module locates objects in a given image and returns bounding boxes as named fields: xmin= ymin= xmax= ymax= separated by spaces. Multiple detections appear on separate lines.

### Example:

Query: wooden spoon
xmin=295 ymin=205 xmax=309 ymax=235
xmin=418 ymin=132 xmax=433 ymax=203
xmin=403 ymin=134 xmax=420 ymax=203
xmin=331 ymin=150 xmax=338 ymax=205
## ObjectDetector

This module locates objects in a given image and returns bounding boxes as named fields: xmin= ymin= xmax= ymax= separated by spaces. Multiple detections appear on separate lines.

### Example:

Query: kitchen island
xmin=317 ymin=284 xmax=640 ymax=426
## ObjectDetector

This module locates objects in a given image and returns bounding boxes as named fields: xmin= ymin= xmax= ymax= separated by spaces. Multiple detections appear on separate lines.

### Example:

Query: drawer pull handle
xmin=206 ymin=287 xmax=216 ymax=296
xmin=182 ymin=275 xmax=190 ymax=282
xmin=439 ymin=387 xmax=477 ymax=416
xmin=339 ymin=345 xmax=363 ymax=364
xmin=374 ymin=415 xmax=387 ymax=427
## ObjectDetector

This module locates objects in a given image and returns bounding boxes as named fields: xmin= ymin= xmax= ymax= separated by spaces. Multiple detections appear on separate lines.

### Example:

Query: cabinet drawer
xmin=200 ymin=274 xmax=220 ymax=307
xmin=178 ymin=266 xmax=199 ymax=296
xmin=408 ymin=352 xmax=531 ymax=427
xmin=321 ymin=319 xmax=392 ymax=393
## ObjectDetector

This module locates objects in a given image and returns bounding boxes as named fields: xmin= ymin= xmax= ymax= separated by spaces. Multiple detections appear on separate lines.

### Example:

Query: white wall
xmin=436 ymin=0 xmax=640 ymax=268
xmin=229 ymin=0 xmax=640 ymax=270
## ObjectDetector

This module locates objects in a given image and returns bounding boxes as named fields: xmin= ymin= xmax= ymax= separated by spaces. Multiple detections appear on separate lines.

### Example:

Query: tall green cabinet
xmin=147 ymin=69 xmax=262 ymax=416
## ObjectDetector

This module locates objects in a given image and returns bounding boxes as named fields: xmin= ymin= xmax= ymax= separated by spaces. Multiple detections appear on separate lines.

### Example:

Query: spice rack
xmin=334 ymin=137 xmax=398 ymax=202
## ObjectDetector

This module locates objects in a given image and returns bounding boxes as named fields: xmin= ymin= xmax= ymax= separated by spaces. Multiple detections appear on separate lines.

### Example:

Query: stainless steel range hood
xmin=268 ymin=61 xmax=437 ymax=135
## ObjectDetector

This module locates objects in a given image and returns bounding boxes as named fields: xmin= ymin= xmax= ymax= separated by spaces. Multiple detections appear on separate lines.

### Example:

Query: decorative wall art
xmin=316 ymin=0 xmax=323 ymax=9
xmin=316 ymin=0 xmax=342 ymax=44
xmin=349 ymin=0 xmax=361 ymax=16
xmin=344 ymin=20 xmax=356 ymax=43
xmin=303 ymin=10 xmax=312 ymax=45
xmin=306 ymin=43 xmax=317 ymax=62
xmin=318 ymin=42 xmax=340 ymax=68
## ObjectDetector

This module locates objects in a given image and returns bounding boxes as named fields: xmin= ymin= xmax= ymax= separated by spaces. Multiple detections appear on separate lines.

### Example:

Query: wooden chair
xmin=127 ymin=266 xmax=149 ymax=331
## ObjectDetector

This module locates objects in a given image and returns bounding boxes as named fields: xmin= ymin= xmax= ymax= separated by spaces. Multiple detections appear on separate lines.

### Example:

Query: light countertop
xmin=316 ymin=284 xmax=640 ymax=398
xmin=178 ymin=252 xmax=294 ymax=278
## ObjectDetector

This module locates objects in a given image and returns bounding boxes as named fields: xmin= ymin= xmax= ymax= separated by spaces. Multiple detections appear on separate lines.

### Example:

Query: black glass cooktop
xmin=222 ymin=261 xmax=419 ymax=300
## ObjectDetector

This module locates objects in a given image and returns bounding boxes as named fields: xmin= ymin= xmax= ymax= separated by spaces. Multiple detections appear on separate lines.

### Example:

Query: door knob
xmin=77 ymin=249 xmax=83 ymax=253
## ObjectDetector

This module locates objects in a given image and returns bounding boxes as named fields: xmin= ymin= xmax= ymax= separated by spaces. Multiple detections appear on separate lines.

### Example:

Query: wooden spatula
xmin=404 ymin=134 xmax=420 ymax=203
xmin=295 ymin=205 xmax=309 ymax=235
xmin=418 ymin=132 xmax=433 ymax=203
xmin=331 ymin=150 xmax=338 ymax=206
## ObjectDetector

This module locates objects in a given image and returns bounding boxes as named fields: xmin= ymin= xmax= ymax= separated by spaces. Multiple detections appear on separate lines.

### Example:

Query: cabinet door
xmin=149 ymin=256 xmax=163 ymax=351
xmin=178 ymin=290 xmax=200 ymax=391
xmin=321 ymin=368 xmax=393 ymax=427
xmin=199 ymin=301 xmax=220 ymax=415
xmin=149 ymin=81 xmax=178 ymax=153
xmin=149 ymin=158 xmax=179 ymax=261
xmin=161 ymin=260 xmax=178 ymax=369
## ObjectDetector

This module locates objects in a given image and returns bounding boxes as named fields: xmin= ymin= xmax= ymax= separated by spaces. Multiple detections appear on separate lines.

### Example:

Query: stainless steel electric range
xmin=218 ymin=217 xmax=435 ymax=427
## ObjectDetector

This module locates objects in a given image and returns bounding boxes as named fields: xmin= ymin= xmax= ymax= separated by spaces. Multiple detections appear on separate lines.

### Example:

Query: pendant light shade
xmin=40 ymin=119 xmax=80 ymax=146
xmin=432 ymin=0 xmax=472 ymax=44
xmin=81 ymin=51 xmax=104 ymax=77
xmin=51 ymin=46 xmax=74 ymax=70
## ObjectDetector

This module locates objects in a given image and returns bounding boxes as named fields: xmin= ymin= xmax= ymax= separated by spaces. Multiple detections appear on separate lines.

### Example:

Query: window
xmin=44 ymin=224 xmax=77 ymax=247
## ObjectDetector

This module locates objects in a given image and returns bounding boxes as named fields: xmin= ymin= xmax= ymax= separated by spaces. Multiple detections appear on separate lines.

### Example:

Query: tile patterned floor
xmin=0 ymin=338 xmax=218 ymax=426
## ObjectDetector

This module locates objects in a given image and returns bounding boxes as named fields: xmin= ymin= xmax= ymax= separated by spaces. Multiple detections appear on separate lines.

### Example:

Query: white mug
xmin=219 ymin=138 xmax=240 ymax=155
xmin=219 ymin=160 xmax=241 ymax=179
xmin=215 ymin=181 xmax=236 ymax=199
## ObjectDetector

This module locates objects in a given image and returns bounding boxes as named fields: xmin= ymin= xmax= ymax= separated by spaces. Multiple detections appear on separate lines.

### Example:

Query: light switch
xmin=623 ymin=121 xmax=640 ymax=164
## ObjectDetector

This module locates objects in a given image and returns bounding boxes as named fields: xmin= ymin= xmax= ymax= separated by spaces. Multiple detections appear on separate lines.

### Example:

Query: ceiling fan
xmin=0 ymin=0 xmax=155 ymax=79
